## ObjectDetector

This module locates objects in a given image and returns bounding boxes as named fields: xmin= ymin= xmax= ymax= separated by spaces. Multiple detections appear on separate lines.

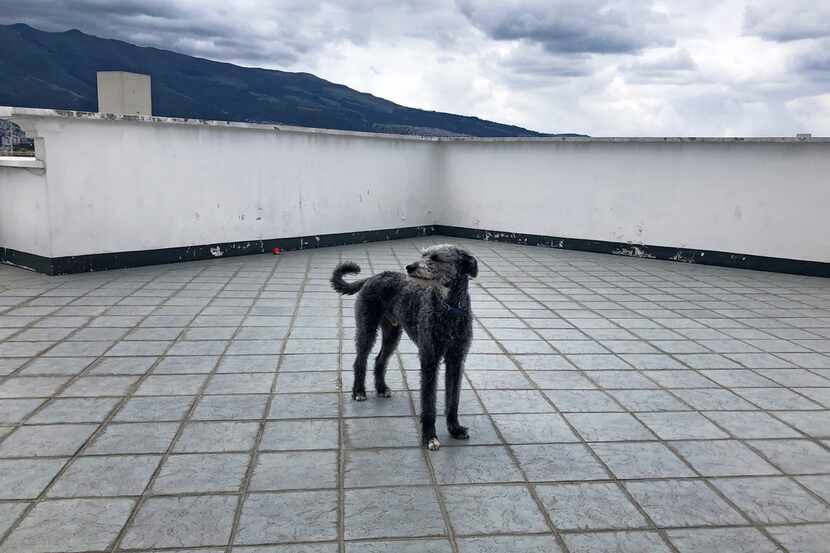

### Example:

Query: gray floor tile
xmin=766 ymin=524 xmax=830 ymax=553
xmin=796 ymin=475 xmax=830 ymax=503
xmin=513 ymin=443 xmax=608 ymax=481
xmin=477 ymin=390 xmax=554 ymax=413
xmin=637 ymin=412 xmax=729 ymax=440
xmin=192 ymin=394 xmax=269 ymax=420
xmin=609 ymin=390 xmax=690 ymax=411
xmin=153 ymin=453 xmax=250 ymax=493
xmin=0 ymin=502 xmax=28 ymax=540
xmin=154 ymin=355 xmax=218 ymax=373
xmin=565 ymin=531 xmax=672 ymax=553
xmin=241 ymin=544 xmax=337 ymax=553
xmin=625 ymin=480 xmax=747 ymax=527
xmin=458 ymin=535 xmax=562 ymax=553
xmin=667 ymin=528 xmax=782 ymax=553
xmin=122 ymin=494 xmax=238 ymax=549
xmin=27 ymin=397 xmax=119 ymax=423
xmin=347 ymin=540 xmax=451 ymax=553
xmin=431 ymin=445 xmax=523 ymax=484
xmin=60 ymin=376 xmax=138 ymax=397
xmin=262 ymin=419 xmax=339 ymax=450
xmin=49 ymin=455 xmax=161 ymax=497
xmin=345 ymin=487 xmax=445 ymax=540
xmin=135 ymin=374 xmax=208 ymax=396
xmin=442 ymin=484 xmax=547 ymax=535
xmin=114 ymin=396 xmax=195 ymax=422
xmin=89 ymin=356 xmax=156 ymax=375
xmin=250 ymin=450 xmax=337 ymax=490
xmin=526 ymin=370 xmax=595 ymax=389
xmin=0 ymin=498 xmax=135 ymax=553
xmin=269 ymin=393 xmax=340 ymax=419
xmin=537 ymin=482 xmax=647 ymax=530
xmin=0 ymin=377 xmax=70 ymax=398
xmin=704 ymin=411 xmax=801 ymax=439
xmin=19 ymin=357 xmax=93 ymax=375
xmin=345 ymin=417 xmax=419 ymax=448
xmin=712 ymin=476 xmax=830 ymax=523
xmin=218 ymin=355 xmax=280 ymax=373
xmin=0 ymin=423 xmax=97 ymax=457
xmin=492 ymin=413 xmax=579 ymax=443
xmin=775 ymin=411 xmax=830 ymax=438
xmin=672 ymin=440 xmax=780 ymax=476
xmin=87 ymin=422 xmax=180 ymax=454
xmin=275 ymin=371 xmax=338 ymax=393
xmin=0 ymin=398 xmax=45 ymax=423
xmin=592 ymin=442 xmax=695 ymax=479
xmin=174 ymin=421 xmax=259 ymax=452
xmin=671 ymin=388 xmax=756 ymax=410
xmin=543 ymin=389 xmax=622 ymax=412
xmin=0 ymin=457 xmax=68 ymax=499
xmin=206 ymin=373 xmax=275 ymax=395
xmin=565 ymin=413 xmax=655 ymax=441
xmin=748 ymin=439 xmax=830 ymax=474
xmin=344 ymin=449 xmax=432 ymax=488
xmin=466 ymin=370 xmax=532 ymax=390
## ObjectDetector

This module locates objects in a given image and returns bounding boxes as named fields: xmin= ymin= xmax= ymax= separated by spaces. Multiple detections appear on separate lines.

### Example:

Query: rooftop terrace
xmin=0 ymin=237 xmax=829 ymax=552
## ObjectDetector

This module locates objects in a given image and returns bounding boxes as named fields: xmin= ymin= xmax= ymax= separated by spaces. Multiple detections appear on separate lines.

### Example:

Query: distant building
xmin=0 ymin=120 xmax=33 ymax=154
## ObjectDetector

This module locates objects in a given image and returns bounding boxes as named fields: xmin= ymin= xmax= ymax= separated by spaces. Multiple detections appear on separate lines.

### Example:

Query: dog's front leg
xmin=445 ymin=350 xmax=469 ymax=440
xmin=419 ymin=352 xmax=440 ymax=450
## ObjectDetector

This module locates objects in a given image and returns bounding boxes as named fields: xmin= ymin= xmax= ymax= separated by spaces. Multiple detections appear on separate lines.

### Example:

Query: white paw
xmin=427 ymin=437 xmax=441 ymax=451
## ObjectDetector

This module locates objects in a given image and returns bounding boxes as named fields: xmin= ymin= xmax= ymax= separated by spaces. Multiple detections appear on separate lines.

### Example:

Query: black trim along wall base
xmin=2 ymin=224 xmax=828 ymax=278
xmin=435 ymin=225 xmax=830 ymax=279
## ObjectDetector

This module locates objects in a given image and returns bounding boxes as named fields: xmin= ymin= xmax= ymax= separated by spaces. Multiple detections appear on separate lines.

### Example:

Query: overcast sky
xmin=4 ymin=0 xmax=830 ymax=135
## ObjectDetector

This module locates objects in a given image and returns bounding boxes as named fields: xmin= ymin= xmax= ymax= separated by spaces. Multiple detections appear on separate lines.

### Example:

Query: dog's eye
xmin=430 ymin=254 xmax=440 ymax=262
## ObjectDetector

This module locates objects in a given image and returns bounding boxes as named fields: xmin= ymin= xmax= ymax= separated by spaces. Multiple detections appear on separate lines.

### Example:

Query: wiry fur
xmin=331 ymin=244 xmax=478 ymax=450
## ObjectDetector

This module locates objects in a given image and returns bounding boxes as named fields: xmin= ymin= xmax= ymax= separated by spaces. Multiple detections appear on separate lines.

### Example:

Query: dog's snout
xmin=405 ymin=262 xmax=418 ymax=274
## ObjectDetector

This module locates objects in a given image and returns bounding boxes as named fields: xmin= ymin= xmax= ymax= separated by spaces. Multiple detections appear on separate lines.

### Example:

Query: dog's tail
xmin=331 ymin=261 xmax=367 ymax=295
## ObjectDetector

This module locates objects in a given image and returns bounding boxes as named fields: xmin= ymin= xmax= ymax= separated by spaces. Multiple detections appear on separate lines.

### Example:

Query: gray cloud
xmin=1 ymin=0 xmax=830 ymax=135
xmin=457 ymin=0 xmax=673 ymax=54
xmin=795 ymin=40 xmax=830 ymax=79
xmin=0 ymin=0 xmax=344 ymax=65
xmin=744 ymin=2 xmax=830 ymax=42
xmin=622 ymin=48 xmax=700 ymax=84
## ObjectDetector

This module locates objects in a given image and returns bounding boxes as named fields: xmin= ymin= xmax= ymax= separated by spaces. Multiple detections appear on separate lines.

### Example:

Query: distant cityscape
xmin=0 ymin=120 xmax=32 ymax=155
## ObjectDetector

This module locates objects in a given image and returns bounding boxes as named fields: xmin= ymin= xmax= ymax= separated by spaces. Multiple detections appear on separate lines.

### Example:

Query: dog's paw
xmin=376 ymin=386 xmax=392 ymax=398
xmin=426 ymin=437 xmax=441 ymax=451
xmin=352 ymin=390 xmax=367 ymax=401
xmin=449 ymin=425 xmax=470 ymax=440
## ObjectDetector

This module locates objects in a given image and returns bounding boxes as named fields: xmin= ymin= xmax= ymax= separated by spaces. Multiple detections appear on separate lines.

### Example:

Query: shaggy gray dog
xmin=331 ymin=244 xmax=477 ymax=450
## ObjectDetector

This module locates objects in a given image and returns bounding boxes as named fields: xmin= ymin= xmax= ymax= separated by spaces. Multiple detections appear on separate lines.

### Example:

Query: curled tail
xmin=331 ymin=261 xmax=367 ymax=295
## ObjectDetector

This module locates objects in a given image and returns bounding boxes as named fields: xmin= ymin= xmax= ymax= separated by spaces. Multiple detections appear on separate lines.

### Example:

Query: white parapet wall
xmin=0 ymin=108 xmax=440 ymax=265
xmin=1 ymin=106 xmax=828 ymax=275
xmin=438 ymin=139 xmax=830 ymax=264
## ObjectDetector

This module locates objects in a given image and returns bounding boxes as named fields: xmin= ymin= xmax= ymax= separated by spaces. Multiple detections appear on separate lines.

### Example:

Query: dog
xmin=331 ymin=244 xmax=478 ymax=450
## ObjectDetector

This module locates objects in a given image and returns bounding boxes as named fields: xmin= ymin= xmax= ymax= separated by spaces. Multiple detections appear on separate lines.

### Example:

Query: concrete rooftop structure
xmin=0 ymin=237 xmax=829 ymax=552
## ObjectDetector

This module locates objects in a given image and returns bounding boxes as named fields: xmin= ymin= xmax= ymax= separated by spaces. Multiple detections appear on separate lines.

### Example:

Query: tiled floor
xmin=0 ymin=237 xmax=829 ymax=552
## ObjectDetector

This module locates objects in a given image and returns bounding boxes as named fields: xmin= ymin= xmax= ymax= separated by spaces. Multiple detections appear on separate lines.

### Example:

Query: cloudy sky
xmin=3 ymin=0 xmax=830 ymax=135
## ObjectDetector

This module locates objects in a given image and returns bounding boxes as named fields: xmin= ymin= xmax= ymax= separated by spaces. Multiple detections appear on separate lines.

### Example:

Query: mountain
xmin=0 ymin=23 xmax=582 ymax=137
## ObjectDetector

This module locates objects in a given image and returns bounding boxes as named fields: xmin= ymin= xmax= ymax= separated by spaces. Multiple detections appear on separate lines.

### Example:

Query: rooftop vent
xmin=96 ymin=71 xmax=152 ymax=116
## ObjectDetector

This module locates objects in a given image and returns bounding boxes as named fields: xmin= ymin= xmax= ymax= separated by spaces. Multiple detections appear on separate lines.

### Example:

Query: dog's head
xmin=405 ymin=244 xmax=478 ymax=285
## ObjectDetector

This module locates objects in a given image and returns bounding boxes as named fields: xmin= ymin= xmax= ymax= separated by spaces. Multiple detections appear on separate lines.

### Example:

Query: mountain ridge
xmin=0 ymin=23 xmax=584 ymax=137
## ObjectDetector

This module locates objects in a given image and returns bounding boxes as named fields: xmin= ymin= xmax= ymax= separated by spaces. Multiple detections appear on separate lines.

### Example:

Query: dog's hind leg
xmin=373 ymin=319 xmax=401 ymax=398
xmin=418 ymin=350 xmax=441 ymax=450
xmin=352 ymin=299 xmax=381 ymax=401
xmin=444 ymin=349 xmax=469 ymax=440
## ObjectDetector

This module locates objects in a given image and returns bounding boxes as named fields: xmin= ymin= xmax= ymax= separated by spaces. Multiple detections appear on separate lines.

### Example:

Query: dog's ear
xmin=463 ymin=253 xmax=478 ymax=278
